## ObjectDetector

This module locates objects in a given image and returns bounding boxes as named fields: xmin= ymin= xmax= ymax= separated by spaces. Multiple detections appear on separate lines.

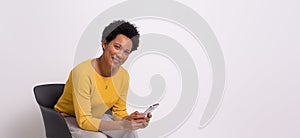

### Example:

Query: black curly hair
xmin=101 ymin=20 xmax=140 ymax=52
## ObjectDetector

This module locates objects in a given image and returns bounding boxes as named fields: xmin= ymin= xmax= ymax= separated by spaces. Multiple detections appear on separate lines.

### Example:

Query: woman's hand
xmin=118 ymin=120 xmax=144 ymax=130
xmin=123 ymin=111 xmax=144 ymax=121
xmin=123 ymin=111 xmax=152 ymax=128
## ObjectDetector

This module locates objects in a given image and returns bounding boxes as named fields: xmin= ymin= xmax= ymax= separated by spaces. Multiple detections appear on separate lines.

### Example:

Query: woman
xmin=54 ymin=20 xmax=151 ymax=138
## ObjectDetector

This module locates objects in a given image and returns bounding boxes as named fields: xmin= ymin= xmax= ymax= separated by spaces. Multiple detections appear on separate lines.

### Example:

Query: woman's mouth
xmin=112 ymin=57 xmax=121 ymax=64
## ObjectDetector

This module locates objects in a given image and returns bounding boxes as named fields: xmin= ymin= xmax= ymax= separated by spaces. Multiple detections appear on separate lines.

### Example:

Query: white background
xmin=0 ymin=0 xmax=299 ymax=137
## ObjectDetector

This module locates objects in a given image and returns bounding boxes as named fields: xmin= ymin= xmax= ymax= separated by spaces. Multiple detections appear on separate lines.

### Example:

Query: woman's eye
xmin=124 ymin=51 xmax=130 ymax=55
xmin=114 ymin=45 xmax=121 ymax=49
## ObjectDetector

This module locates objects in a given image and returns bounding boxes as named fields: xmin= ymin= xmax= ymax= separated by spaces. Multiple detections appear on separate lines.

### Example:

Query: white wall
xmin=0 ymin=0 xmax=299 ymax=137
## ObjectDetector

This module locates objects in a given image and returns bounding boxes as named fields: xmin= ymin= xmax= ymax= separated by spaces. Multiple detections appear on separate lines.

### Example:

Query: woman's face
xmin=102 ymin=34 xmax=133 ymax=69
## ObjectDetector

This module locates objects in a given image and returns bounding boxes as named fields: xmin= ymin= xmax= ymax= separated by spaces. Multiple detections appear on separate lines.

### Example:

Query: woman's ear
xmin=102 ymin=40 xmax=107 ymax=51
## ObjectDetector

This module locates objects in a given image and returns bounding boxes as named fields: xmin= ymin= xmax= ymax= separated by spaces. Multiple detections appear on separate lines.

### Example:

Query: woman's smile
xmin=112 ymin=56 xmax=121 ymax=64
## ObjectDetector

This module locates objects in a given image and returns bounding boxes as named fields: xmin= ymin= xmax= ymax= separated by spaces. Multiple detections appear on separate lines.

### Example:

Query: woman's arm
xmin=72 ymin=71 xmax=101 ymax=131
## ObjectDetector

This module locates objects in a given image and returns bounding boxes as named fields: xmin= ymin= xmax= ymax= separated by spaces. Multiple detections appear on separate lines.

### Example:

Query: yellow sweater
xmin=54 ymin=59 xmax=129 ymax=131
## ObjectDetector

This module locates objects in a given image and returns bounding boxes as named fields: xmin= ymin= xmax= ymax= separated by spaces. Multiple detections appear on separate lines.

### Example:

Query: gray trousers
xmin=64 ymin=114 xmax=138 ymax=138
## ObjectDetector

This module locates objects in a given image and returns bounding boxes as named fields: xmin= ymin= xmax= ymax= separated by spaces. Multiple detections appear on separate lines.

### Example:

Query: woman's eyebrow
xmin=114 ymin=42 xmax=131 ymax=51
xmin=114 ymin=42 xmax=122 ymax=46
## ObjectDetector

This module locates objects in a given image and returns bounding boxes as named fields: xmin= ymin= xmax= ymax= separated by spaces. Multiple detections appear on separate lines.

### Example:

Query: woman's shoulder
xmin=72 ymin=59 xmax=93 ymax=74
xmin=117 ymin=66 xmax=130 ymax=79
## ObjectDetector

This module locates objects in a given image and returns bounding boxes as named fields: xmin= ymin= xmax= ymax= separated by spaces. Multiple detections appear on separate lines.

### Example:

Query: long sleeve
xmin=112 ymin=76 xmax=130 ymax=120
xmin=72 ymin=71 xmax=101 ymax=131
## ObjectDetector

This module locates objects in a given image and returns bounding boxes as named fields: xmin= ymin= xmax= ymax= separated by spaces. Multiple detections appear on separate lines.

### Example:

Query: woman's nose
xmin=116 ymin=50 xmax=124 ymax=59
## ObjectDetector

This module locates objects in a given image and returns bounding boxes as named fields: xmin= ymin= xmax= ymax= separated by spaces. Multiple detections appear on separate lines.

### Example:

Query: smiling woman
xmin=54 ymin=20 xmax=152 ymax=138
xmin=97 ymin=34 xmax=133 ymax=77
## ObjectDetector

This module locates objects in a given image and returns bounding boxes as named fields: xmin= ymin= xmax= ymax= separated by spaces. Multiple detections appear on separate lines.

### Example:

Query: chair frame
xmin=34 ymin=84 xmax=72 ymax=138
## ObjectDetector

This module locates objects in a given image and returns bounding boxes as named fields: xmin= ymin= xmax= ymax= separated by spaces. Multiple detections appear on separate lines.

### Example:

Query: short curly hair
xmin=101 ymin=20 xmax=140 ymax=52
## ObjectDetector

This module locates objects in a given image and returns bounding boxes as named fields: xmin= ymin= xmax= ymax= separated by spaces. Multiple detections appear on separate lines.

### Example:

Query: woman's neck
xmin=96 ymin=56 xmax=118 ymax=77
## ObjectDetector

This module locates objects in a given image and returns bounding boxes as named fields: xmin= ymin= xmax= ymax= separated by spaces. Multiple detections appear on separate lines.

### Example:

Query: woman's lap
xmin=64 ymin=114 xmax=138 ymax=138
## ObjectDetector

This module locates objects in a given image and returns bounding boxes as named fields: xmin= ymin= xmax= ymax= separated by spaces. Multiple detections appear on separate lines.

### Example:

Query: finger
xmin=132 ymin=119 xmax=147 ymax=123
xmin=137 ymin=114 xmax=147 ymax=118
xmin=131 ymin=111 xmax=139 ymax=116
xmin=145 ymin=117 xmax=150 ymax=123
xmin=140 ymin=122 xmax=148 ymax=128
xmin=143 ymin=122 xmax=149 ymax=127
xmin=132 ymin=114 xmax=147 ymax=120
xmin=130 ymin=111 xmax=138 ymax=116
xmin=137 ymin=112 xmax=145 ymax=116
xmin=147 ymin=113 xmax=152 ymax=118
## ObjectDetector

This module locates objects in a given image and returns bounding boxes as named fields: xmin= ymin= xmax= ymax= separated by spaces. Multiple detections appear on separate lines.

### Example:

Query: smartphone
xmin=143 ymin=103 xmax=159 ymax=115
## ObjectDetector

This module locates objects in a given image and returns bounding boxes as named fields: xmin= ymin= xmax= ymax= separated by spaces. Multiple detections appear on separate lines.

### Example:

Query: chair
xmin=33 ymin=84 xmax=72 ymax=138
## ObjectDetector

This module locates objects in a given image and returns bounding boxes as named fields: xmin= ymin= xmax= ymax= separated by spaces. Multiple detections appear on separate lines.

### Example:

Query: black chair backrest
xmin=33 ymin=84 xmax=72 ymax=138
xmin=34 ymin=84 xmax=65 ymax=108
